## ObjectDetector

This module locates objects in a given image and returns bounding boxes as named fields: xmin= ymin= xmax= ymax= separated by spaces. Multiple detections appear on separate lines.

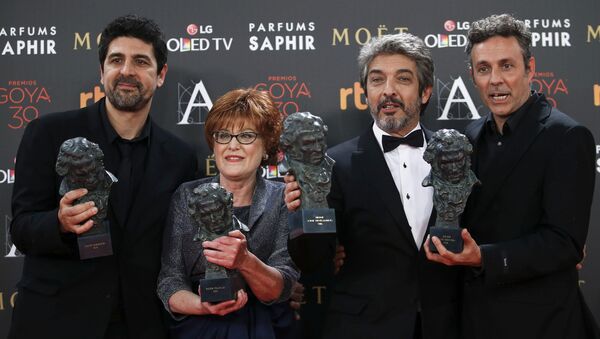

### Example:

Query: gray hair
xmin=466 ymin=14 xmax=532 ymax=70
xmin=358 ymin=33 xmax=434 ymax=96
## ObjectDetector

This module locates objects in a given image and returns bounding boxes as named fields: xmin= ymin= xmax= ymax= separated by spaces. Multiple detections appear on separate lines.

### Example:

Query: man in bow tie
xmin=285 ymin=33 xmax=461 ymax=339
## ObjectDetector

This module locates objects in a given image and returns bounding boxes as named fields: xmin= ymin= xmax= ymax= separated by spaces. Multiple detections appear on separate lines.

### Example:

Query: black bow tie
xmin=382 ymin=130 xmax=424 ymax=152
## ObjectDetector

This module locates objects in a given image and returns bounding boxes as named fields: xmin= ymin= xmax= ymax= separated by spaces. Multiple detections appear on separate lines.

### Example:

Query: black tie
xmin=382 ymin=130 xmax=424 ymax=152
xmin=115 ymin=141 xmax=133 ymax=226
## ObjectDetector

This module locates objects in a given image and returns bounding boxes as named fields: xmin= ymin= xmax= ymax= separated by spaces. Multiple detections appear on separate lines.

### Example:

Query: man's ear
xmin=421 ymin=85 xmax=433 ymax=104
xmin=526 ymin=56 xmax=535 ymax=82
xmin=157 ymin=63 xmax=168 ymax=88
xmin=469 ymin=66 xmax=475 ymax=85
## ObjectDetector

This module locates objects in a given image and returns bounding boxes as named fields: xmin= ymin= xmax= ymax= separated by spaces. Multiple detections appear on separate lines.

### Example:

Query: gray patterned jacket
xmin=157 ymin=174 xmax=299 ymax=319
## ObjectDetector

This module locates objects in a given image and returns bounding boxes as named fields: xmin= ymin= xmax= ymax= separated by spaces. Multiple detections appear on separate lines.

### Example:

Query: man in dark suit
xmin=9 ymin=15 xmax=197 ymax=339
xmin=425 ymin=14 xmax=600 ymax=339
xmin=285 ymin=33 xmax=461 ymax=339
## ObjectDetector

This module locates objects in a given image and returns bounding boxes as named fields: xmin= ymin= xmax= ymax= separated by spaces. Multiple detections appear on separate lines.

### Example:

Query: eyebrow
xmin=368 ymin=68 xmax=414 ymax=76
xmin=107 ymin=52 xmax=152 ymax=61
xmin=475 ymin=58 xmax=515 ymax=67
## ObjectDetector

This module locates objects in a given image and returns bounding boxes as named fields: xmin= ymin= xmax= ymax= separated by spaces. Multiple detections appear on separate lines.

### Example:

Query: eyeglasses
xmin=213 ymin=130 xmax=259 ymax=144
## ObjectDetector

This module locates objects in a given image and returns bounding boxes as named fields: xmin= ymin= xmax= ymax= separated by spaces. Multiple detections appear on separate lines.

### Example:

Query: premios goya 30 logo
xmin=1 ymin=80 xmax=52 ymax=129
xmin=532 ymin=71 xmax=568 ymax=108
xmin=253 ymin=75 xmax=311 ymax=116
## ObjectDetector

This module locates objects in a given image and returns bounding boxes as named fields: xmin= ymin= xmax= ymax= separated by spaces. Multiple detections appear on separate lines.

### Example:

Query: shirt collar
xmin=99 ymin=99 xmax=152 ymax=145
xmin=485 ymin=90 xmax=537 ymax=136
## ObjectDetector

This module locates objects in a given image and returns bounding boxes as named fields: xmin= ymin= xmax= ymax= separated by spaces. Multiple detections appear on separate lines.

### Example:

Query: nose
xmin=119 ymin=59 xmax=136 ymax=76
xmin=383 ymin=79 xmax=397 ymax=97
xmin=490 ymin=67 xmax=503 ymax=86
xmin=227 ymin=137 xmax=241 ymax=150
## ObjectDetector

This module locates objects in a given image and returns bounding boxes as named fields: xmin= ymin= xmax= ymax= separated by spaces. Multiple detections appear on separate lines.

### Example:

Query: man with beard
xmin=284 ymin=33 xmax=461 ymax=339
xmin=9 ymin=15 xmax=197 ymax=339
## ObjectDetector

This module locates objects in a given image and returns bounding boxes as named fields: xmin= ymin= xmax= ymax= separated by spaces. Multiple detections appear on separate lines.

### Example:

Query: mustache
xmin=113 ymin=76 xmax=141 ymax=89
xmin=377 ymin=96 xmax=405 ymax=112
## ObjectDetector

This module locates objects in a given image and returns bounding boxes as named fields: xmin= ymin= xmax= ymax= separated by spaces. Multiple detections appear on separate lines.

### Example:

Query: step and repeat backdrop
xmin=1 ymin=0 xmax=599 ymax=336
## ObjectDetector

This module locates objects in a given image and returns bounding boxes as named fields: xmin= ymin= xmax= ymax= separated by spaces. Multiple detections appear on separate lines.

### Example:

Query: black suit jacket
xmin=9 ymin=99 xmax=198 ymax=339
xmin=462 ymin=93 xmax=600 ymax=339
xmin=319 ymin=126 xmax=461 ymax=339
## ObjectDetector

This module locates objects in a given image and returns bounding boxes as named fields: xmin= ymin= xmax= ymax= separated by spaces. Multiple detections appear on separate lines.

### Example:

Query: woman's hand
xmin=167 ymin=289 xmax=248 ymax=317
xmin=203 ymin=230 xmax=284 ymax=302
xmin=199 ymin=289 xmax=248 ymax=316
xmin=203 ymin=230 xmax=250 ymax=270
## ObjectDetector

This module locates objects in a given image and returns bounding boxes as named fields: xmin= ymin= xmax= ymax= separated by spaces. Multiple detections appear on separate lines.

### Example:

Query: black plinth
xmin=78 ymin=220 xmax=113 ymax=260
xmin=429 ymin=226 xmax=463 ymax=253
xmin=288 ymin=208 xmax=336 ymax=239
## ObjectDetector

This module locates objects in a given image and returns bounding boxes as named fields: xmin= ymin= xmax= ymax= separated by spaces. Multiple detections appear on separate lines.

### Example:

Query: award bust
xmin=55 ymin=137 xmax=117 ymax=259
xmin=188 ymin=183 xmax=246 ymax=303
xmin=279 ymin=112 xmax=336 ymax=238
xmin=422 ymin=129 xmax=479 ymax=253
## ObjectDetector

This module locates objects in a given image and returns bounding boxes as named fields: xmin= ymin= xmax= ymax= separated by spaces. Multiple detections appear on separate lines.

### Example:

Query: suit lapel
xmin=355 ymin=128 xmax=417 ymax=250
xmin=83 ymin=100 xmax=113 ymax=166
xmin=469 ymin=98 xmax=550 ymax=223
xmin=465 ymin=118 xmax=486 ymax=177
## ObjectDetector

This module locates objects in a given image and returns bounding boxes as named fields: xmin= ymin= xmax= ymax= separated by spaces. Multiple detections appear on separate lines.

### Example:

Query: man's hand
xmin=424 ymin=228 xmax=482 ymax=267
xmin=284 ymin=174 xmax=302 ymax=212
xmin=289 ymin=281 xmax=305 ymax=320
xmin=203 ymin=230 xmax=250 ymax=270
xmin=333 ymin=244 xmax=346 ymax=274
xmin=58 ymin=188 xmax=97 ymax=234
xmin=576 ymin=244 xmax=587 ymax=270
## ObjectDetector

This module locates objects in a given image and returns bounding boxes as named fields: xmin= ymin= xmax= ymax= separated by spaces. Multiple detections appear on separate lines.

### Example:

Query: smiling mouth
xmin=225 ymin=155 xmax=244 ymax=161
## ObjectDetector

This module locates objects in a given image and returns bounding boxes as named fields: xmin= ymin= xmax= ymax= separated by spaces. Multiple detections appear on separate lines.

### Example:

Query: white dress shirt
xmin=372 ymin=123 xmax=433 ymax=249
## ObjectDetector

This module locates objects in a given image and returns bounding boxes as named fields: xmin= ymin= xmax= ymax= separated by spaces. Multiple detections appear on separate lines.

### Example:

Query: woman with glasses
xmin=157 ymin=88 xmax=299 ymax=338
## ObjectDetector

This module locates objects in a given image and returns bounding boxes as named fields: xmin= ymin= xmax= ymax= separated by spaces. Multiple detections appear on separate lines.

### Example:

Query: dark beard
xmin=105 ymin=77 xmax=149 ymax=112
